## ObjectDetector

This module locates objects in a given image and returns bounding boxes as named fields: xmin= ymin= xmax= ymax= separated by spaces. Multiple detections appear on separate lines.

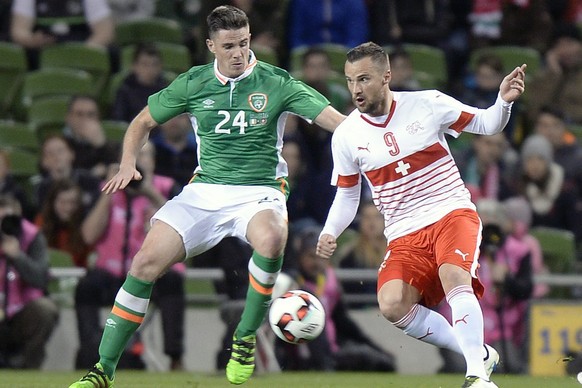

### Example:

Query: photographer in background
xmin=73 ymin=141 xmax=185 ymax=370
xmin=0 ymin=194 xmax=59 ymax=368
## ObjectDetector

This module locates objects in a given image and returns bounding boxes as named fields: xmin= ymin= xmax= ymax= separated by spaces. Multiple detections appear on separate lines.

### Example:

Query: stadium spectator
xmin=287 ymin=0 xmax=369 ymax=50
xmin=283 ymin=135 xmax=334 ymax=230
xmin=317 ymin=42 xmax=526 ymax=387
xmin=511 ymin=134 xmax=582 ymax=245
xmin=454 ymin=133 xmax=516 ymax=202
xmin=0 ymin=194 xmax=59 ymax=369
xmin=275 ymin=226 xmax=396 ymax=372
xmin=533 ymin=106 xmax=582 ymax=189
xmin=34 ymin=135 xmax=101 ymax=216
xmin=111 ymin=43 xmax=168 ymax=124
xmin=73 ymin=142 xmax=185 ymax=371
xmin=107 ymin=0 xmax=155 ymax=24
xmin=527 ymin=23 xmax=582 ymax=126
xmin=286 ymin=47 xmax=351 ymax=171
xmin=0 ymin=149 xmax=36 ymax=222
xmin=150 ymin=114 xmax=198 ymax=186
xmin=457 ymin=53 xmax=519 ymax=144
xmin=500 ymin=0 xmax=552 ymax=53
xmin=387 ymin=49 xmax=422 ymax=92
xmin=63 ymin=95 xmax=121 ymax=180
xmin=10 ymin=0 xmax=114 ymax=68
xmin=336 ymin=201 xmax=386 ymax=299
xmin=35 ymin=179 xmax=93 ymax=268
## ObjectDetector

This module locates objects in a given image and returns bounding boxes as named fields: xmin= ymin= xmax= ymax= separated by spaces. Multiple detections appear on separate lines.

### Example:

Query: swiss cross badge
xmin=248 ymin=93 xmax=268 ymax=112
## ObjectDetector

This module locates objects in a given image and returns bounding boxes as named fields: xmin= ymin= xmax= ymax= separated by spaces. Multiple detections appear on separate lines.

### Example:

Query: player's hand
xmin=101 ymin=163 xmax=142 ymax=194
xmin=499 ymin=64 xmax=527 ymax=103
xmin=316 ymin=234 xmax=337 ymax=259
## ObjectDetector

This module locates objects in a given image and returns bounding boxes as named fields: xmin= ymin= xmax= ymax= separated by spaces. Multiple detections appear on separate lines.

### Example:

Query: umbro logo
xmin=202 ymin=99 xmax=215 ymax=108
xmin=105 ymin=318 xmax=117 ymax=328
xmin=258 ymin=196 xmax=280 ymax=204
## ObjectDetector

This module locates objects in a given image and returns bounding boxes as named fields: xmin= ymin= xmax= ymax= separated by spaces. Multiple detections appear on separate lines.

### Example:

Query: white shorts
xmin=152 ymin=183 xmax=287 ymax=259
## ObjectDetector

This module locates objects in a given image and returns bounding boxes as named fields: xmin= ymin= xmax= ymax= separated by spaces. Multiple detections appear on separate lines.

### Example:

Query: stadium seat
xmin=0 ymin=42 xmax=28 ymax=118
xmin=115 ymin=18 xmax=184 ymax=46
xmin=399 ymin=44 xmax=448 ymax=89
xmin=0 ymin=121 xmax=39 ymax=151
xmin=469 ymin=45 xmax=541 ymax=77
xmin=49 ymin=248 xmax=75 ymax=267
xmin=39 ymin=43 xmax=111 ymax=96
xmin=120 ymin=42 xmax=192 ymax=74
xmin=27 ymin=95 xmax=69 ymax=140
xmin=101 ymin=120 xmax=128 ymax=142
xmin=290 ymin=43 xmax=349 ymax=74
xmin=529 ymin=226 xmax=576 ymax=274
xmin=21 ymin=68 xmax=94 ymax=108
xmin=2 ymin=147 xmax=39 ymax=178
xmin=253 ymin=44 xmax=279 ymax=66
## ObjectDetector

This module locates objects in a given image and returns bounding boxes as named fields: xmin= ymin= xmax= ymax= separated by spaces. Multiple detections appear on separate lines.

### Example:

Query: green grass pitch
xmin=0 ymin=371 xmax=578 ymax=388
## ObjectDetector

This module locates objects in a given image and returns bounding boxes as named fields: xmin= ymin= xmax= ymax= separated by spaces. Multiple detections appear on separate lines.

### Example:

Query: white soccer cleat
xmin=462 ymin=376 xmax=498 ymax=388
xmin=483 ymin=344 xmax=499 ymax=379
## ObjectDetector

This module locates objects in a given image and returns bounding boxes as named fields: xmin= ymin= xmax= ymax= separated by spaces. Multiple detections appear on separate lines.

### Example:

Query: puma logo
xmin=454 ymin=249 xmax=469 ymax=261
xmin=417 ymin=327 xmax=433 ymax=340
xmin=357 ymin=142 xmax=370 ymax=152
xmin=454 ymin=314 xmax=469 ymax=325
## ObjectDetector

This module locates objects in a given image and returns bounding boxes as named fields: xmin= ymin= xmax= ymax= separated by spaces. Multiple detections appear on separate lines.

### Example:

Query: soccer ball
xmin=268 ymin=290 xmax=325 ymax=344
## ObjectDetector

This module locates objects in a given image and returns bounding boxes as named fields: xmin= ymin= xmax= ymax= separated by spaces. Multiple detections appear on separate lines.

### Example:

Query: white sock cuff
xmin=445 ymin=285 xmax=474 ymax=304
xmin=393 ymin=303 xmax=421 ymax=329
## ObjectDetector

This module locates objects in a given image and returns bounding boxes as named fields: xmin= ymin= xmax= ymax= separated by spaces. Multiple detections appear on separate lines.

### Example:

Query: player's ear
xmin=384 ymin=69 xmax=392 ymax=86
xmin=206 ymin=39 xmax=215 ymax=54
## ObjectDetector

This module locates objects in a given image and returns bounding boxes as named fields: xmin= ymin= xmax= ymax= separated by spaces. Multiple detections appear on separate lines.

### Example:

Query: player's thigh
xmin=433 ymin=208 xmax=484 ymax=296
xmin=151 ymin=184 xmax=233 ymax=259
xmin=233 ymin=186 xmax=288 ymax=253
xmin=379 ymin=236 xmax=444 ymax=308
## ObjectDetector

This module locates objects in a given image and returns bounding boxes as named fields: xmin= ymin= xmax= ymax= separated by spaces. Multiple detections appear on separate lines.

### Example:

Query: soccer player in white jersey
xmin=69 ymin=5 xmax=345 ymax=388
xmin=316 ymin=42 xmax=526 ymax=388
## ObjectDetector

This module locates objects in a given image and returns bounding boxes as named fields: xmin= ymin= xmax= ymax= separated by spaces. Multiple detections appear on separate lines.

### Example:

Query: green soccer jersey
xmin=148 ymin=56 xmax=330 ymax=194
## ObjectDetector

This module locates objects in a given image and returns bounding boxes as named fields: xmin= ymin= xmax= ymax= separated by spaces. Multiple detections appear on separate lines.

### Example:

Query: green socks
xmin=235 ymin=251 xmax=283 ymax=338
xmin=98 ymin=274 xmax=153 ymax=379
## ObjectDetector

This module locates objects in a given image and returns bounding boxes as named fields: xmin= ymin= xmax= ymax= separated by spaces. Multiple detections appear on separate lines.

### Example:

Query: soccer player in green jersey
xmin=69 ymin=5 xmax=345 ymax=388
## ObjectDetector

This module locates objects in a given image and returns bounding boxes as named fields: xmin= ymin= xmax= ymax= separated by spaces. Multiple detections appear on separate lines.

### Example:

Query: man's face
xmin=41 ymin=137 xmax=74 ymax=174
xmin=535 ymin=112 xmax=566 ymax=148
xmin=345 ymin=57 xmax=391 ymax=116
xmin=206 ymin=26 xmax=251 ymax=78
xmin=133 ymin=53 xmax=163 ymax=86
xmin=66 ymin=99 xmax=99 ymax=134
xmin=302 ymin=53 xmax=330 ymax=83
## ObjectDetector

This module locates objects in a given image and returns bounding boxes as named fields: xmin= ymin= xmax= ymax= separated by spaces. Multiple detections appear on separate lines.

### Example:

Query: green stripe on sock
xmin=123 ymin=273 xmax=154 ymax=298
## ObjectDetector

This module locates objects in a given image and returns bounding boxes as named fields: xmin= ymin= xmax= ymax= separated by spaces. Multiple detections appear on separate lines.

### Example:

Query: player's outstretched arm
xmin=500 ymin=64 xmax=527 ymax=103
xmin=313 ymin=105 xmax=346 ymax=133
xmin=102 ymin=106 xmax=159 ymax=194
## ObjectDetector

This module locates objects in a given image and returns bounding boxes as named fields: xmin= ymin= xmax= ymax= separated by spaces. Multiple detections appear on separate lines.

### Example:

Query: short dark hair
xmin=301 ymin=47 xmax=330 ymax=67
xmin=207 ymin=5 xmax=249 ymax=38
xmin=539 ymin=105 xmax=567 ymax=122
xmin=133 ymin=42 xmax=161 ymax=63
xmin=347 ymin=42 xmax=388 ymax=68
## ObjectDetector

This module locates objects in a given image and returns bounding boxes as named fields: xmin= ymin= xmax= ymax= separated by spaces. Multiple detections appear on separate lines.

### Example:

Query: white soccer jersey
xmin=329 ymin=90 xmax=511 ymax=244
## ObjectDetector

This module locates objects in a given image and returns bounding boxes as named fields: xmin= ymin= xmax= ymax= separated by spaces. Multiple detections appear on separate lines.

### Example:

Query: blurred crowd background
xmin=1 ymin=0 xmax=582 ymax=376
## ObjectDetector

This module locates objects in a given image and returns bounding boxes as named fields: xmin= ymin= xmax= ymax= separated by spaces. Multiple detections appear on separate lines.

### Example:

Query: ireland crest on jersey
xmin=249 ymin=93 xmax=268 ymax=112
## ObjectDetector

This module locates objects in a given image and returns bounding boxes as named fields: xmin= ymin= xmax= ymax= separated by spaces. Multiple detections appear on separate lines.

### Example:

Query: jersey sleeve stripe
xmin=337 ymin=173 xmax=360 ymax=187
xmin=364 ymin=142 xmax=449 ymax=186
xmin=449 ymin=111 xmax=475 ymax=133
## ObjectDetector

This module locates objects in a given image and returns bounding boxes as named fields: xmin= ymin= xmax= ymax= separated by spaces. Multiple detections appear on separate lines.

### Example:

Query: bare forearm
xmin=120 ymin=107 xmax=158 ymax=168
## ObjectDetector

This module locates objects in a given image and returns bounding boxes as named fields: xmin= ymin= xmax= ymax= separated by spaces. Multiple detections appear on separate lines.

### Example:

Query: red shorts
xmin=377 ymin=208 xmax=485 ymax=307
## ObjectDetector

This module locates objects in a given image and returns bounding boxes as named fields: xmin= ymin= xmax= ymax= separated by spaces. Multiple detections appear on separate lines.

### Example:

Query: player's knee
xmin=253 ymin=227 xmax=287 ymax=257
xmin=378 ymin=292 xmax=409 ymax=323
xmin=130 ymin=249 xmax=164 ymax=282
